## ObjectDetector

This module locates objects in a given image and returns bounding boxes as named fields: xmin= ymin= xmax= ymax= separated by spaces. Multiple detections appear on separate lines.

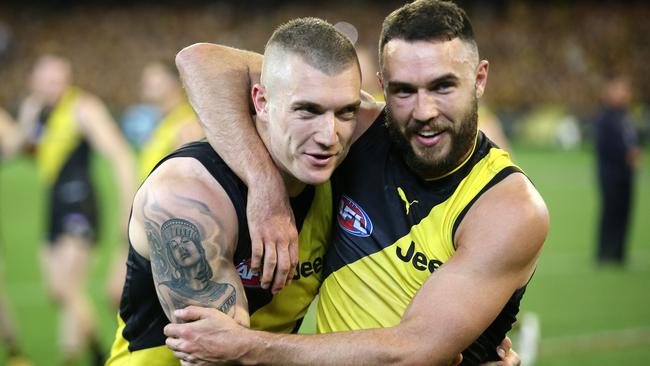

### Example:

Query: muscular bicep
xmin=397 ymin=173 xmax=548 ymax=363
xmin=131 ymin=160 xmax=250 ymax=326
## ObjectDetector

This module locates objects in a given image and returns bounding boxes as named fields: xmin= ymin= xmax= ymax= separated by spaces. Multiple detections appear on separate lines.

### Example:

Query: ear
xmin=475 ymin=60 xmax=489 ymax=99
xmin=251 ymin=84 xmax=269 ymax=121
xmin=377 ymin=71 xmax=388 ymax=102
xmin=377 ymin=71 xmax=384 ymax=90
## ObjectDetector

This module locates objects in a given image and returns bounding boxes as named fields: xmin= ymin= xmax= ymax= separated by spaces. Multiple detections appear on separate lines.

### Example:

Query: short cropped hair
xmin=264 ymin=17 xmax=359 ymax=76
xmin=379 ymin=0 xmax=476 ymax=70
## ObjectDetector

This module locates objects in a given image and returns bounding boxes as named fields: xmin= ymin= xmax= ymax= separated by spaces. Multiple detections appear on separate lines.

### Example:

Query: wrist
xmin=245 ymin=165 xmax=286 ymax=195
xmin=234 ymin=328 xmax=271 ymax=364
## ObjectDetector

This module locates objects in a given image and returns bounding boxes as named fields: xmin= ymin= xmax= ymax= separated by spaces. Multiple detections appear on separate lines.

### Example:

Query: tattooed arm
xmin=129 ymin=156 xmax=250 ymax=326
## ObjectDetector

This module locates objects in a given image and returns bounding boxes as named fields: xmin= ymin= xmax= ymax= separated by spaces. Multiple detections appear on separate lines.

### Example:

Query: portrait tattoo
xmin=151 ymin=217 xmax=236 ymax=316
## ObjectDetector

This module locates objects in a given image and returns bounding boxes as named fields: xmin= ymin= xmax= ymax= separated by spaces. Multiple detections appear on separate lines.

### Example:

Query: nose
xmin=412 ymin=90 xmax=439 ymax=122
xmin=314 ymin=112 xmax=338 ymax=147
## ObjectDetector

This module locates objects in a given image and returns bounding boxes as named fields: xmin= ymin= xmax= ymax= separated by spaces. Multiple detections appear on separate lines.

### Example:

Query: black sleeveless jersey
xmin=108 ymin=141 xmax=332 ymax=365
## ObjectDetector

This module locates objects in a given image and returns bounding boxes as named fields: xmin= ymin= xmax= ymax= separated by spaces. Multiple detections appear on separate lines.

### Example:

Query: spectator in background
xmin=478 ymin=105 xmax=512 ymax=155
xmin=106 ymin=60 xmax=202 ymax=307
xmin=14 ymin=55 xmax=136 ymax=365
xmin=137 ymin=60 xmax=203 ymax=181
xmin=594 ymin=76 xmax=642 ymax=265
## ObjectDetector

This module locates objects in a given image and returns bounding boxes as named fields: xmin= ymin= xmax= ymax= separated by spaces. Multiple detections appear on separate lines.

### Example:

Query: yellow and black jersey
xmin=138 ymin=101 xmax=198 ymax=181
xmin=107 ymin=141 xmax=331 ymax=365
xmin=34 ymin=87 xmax=89 ymax=185
xmin=32 ymin=87 xmax=98 ymax=242
xmin=317 ymin=111 xmax=525 ymax=365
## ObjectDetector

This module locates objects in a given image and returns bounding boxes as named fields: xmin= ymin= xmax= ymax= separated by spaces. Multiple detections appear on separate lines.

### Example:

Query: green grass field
xmin=1 ymin=146 xmax=649 ymax=365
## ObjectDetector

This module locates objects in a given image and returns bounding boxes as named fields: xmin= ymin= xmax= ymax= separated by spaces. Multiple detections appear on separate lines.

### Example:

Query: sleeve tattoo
xmin=142 ymin=191 xmax=237 ymax=319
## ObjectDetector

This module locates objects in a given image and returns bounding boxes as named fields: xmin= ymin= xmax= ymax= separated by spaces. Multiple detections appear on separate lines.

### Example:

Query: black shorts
xmin=47 ymin=175 xmax=98 ymax=244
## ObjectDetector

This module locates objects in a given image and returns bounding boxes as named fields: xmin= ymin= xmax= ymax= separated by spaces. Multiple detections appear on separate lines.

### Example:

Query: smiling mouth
xmin=305 ymin=153 xmax=335 ymax=167
xmin=416 ymin=130 xmax=444 ymax=138
xmin=309 ymin=153 xmax=333 ymax=159
xmin=413 ymin=128 xmax=446 ymax=147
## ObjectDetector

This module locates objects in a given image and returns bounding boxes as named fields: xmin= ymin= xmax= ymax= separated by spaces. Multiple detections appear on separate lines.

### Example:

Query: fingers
xmin=166 ymin=336 xmax=197 ymax=356
xmin=497 ymin=336 xmax=513 ymax=358
xmin=495 ymin=336 xmax=512 ymax=362
xmin=173 ymin=350 xmax=197 ymax=365
xmin=173 ymin=305 xmax=210 ymax=322
xmin=250 ymin=232 xmax=263 ymax=274
xmin=272 ymin=243 xmax=291 ymax=294
xmin=260 ymin=241 xmax=277 ymax=290
xmin=287 ymin=239 xmax=299 ymax=287
xmin=502 ymin=349 xmax=521 ymax=366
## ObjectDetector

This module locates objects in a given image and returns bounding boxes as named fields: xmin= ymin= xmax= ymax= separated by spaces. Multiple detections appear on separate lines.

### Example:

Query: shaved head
xmin=261 ymin=17 xmax=359 ymax=96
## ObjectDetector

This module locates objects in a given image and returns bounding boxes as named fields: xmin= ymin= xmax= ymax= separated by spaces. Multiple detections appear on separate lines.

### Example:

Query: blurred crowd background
xmin=1 ymin=0 xmax=649 ymax=143
xmin=0 ymin=1 xmax=648 ymax=365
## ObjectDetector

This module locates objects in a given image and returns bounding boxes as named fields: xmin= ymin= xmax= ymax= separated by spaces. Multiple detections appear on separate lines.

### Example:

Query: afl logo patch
xmin=337 ymin=195 xmax=373 ymax=237
xmin=236 ymin=258 xmax=260 ymax=287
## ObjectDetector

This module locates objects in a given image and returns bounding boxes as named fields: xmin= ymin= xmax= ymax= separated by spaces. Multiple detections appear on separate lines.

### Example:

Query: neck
xmin=254 ymin=115 xmax=306 ymax=198
xmin=424 ymin=131 xmax=478 ymax=181
xmin=184 ymin=267 xmax=206 ymax=290
xmin=283 ymin=172 xmax=307 ymax=197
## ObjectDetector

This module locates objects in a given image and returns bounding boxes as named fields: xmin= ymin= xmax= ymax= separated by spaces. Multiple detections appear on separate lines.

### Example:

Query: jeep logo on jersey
xmin=396 ymin=241 xmax=443 ymax=273
xmin=337 ymin=195 xmax=373 ymax=237
xmin=236 ymin=258 xmax=260 ymax=287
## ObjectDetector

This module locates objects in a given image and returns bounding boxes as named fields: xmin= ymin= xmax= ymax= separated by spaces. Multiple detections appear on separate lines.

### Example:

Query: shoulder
xmin=130 ymin=156 xmax=239 ymax=256
xmin=456 ymin=173 xmax=548 ymax=271
xmin=138 ymin=156 xmax=229 ymax=208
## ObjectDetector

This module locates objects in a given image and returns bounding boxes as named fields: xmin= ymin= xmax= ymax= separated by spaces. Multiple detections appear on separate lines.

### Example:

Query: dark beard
xmin=386 ymin=98 xmax=478 ymax=180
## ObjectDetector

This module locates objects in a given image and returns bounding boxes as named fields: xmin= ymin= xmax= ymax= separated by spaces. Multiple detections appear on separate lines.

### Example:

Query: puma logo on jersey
xmin=397 ymin=187 xmax=418 ymax=214
xmin=396 ymin=241 xmax=443 ymax=273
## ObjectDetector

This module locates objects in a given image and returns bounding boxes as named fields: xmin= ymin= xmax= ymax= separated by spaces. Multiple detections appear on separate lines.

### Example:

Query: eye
xmin=433 ymin=81 xmax=455 ymax=94
xmin=391 ymin=87 xmax=415 ymax=98
xmin=296 ymin=106 xmax=321 ymax=119
xmin=337 ymin=107 xmax=359 ymax=121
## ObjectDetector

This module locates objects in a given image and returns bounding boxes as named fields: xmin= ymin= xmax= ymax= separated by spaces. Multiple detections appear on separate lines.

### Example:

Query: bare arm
xmin=130 ymin=158 xmax=249 ymax=326
xmin=75 ymin=94 xmax=137 ymax=235
xmin=176 ymin=43 xmax=297 ymax=293
xmin=165 ymin=173 xmax=547 ymax=365
xmin=10 ymin=95 xmax=45 ymax=156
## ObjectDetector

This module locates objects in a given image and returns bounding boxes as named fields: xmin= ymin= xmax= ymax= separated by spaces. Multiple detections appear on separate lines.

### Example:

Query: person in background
xmin=137 ymin=60 xmax=203 ymax=181
xmin=15 ymin=55 xmax=137 ymax=365
xmin=594 ymin=76 xmax=642 ymax=265
xmin=106 ymin=60 xmax=203 ymax=307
